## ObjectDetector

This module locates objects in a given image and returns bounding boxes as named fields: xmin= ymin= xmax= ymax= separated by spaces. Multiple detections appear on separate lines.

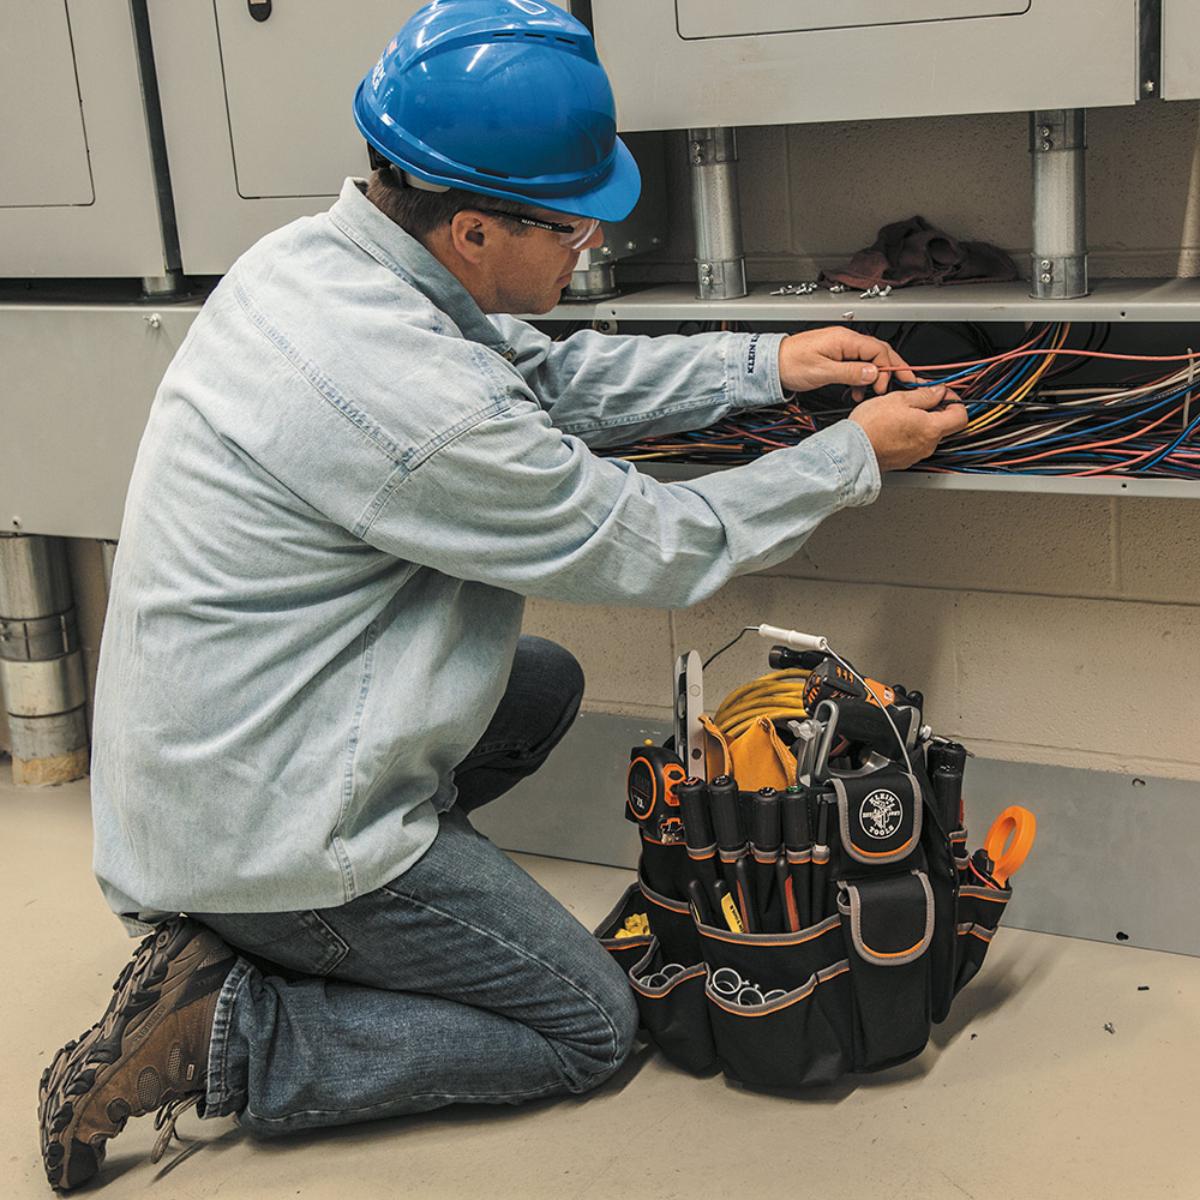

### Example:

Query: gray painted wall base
xmin=472 ymin=712 xmax=1200 ymax=959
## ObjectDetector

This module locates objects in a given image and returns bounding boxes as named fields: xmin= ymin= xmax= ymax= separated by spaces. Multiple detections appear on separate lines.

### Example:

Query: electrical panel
xmin=592 ymin=0 xmax=1139 ymax=131
xmin=1162 ymin=2 xmax=1200 ymax=102
xmin=0 ymin=0 xmax=173 ymax=278
xmin=149 ymin=0 xmax=577 ymax=275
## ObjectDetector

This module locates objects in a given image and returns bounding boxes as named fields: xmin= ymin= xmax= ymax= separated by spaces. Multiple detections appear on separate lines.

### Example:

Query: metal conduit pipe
xmin=1030 ymin=109 xmax=1088 ymax=299
xmin=0 ymin=534 xmax=89 ymax=787
xmin=687 ymin=127 xmax=747 ymax=300
xmin=141 ymin=272 xmax=182 ymax=298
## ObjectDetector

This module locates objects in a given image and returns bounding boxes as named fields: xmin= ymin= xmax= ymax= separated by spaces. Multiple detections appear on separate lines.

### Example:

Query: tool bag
xmin=593 ymin=695 xmax=1013 ymax=1089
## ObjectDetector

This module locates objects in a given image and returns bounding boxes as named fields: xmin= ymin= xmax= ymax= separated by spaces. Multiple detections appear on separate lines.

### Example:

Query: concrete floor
xmin=5 ymin=772 xmax=1199 ymax=1200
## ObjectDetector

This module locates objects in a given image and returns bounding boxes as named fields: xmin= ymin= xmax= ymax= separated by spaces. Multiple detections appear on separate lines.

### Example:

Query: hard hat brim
xmin=537 ymin=136 xmax=642 ymax=224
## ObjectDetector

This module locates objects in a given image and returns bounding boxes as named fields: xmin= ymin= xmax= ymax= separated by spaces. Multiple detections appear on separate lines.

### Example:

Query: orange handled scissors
xmin=983 ymin=805 xmax=1037 ymax=887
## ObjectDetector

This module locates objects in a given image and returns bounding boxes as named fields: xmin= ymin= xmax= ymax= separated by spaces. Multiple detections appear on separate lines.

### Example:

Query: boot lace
xmin=151 ymin=1093 xmax=201 ymax=1164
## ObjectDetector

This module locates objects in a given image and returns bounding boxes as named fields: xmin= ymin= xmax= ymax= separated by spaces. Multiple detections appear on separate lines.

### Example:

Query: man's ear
xmin=449 ymin=211 xmax=488 ymax=261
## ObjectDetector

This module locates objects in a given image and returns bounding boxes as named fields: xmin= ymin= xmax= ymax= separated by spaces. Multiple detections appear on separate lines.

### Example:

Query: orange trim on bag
xmin=850 ymin=834 xmax=916 ymax=859
xmin=699 ymin=915 xmax=840 ymax=948
xmin=859 ymin=937 xmax=925 ymax=961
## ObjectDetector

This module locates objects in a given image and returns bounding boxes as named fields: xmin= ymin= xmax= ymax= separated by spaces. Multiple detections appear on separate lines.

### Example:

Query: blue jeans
xmin=195 ymin=636 xmax=637 ymax=1136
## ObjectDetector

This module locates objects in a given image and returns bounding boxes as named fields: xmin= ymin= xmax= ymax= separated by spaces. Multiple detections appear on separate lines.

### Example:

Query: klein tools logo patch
xmin=859 ymin=789 xmax=903 ymax=840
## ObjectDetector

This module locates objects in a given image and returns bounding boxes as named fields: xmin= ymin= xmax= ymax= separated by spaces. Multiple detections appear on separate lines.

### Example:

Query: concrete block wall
xmin=525 ymin=487 xmax=1200 ymax=783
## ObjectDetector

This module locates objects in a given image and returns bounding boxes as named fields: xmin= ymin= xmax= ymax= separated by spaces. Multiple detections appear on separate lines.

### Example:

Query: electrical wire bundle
xmin=605 ymin=323 xmax=1200 ymax=478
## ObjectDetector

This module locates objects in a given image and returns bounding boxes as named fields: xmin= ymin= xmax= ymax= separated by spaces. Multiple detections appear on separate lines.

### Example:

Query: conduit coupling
xmin=0 ymin=534 xmax=89 ymax=787
xmin=688 ymin=127 xmax=747 ymax=300
xmin=1030 ymin=109 xmax=1088 ymax=299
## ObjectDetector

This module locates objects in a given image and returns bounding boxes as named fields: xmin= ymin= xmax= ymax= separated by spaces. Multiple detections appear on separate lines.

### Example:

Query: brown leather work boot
xmin=37 ymin=917 xmax=236 ymax=1191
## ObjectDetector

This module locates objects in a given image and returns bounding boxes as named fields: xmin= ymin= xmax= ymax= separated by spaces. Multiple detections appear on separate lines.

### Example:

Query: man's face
xmin=482 ymin=209 xmax=606 ymax=315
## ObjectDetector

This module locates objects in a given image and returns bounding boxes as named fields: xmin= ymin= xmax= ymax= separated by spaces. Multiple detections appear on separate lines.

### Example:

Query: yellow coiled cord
xmin=713 ymin=669 xmax=811 ymax=741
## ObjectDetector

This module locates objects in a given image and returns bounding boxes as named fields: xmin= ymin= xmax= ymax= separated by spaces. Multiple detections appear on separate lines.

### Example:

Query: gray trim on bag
xmin=832 ymin=771 xmax=924 ymax=867
xmin=840 ymin=871 xmax=935 ymax=967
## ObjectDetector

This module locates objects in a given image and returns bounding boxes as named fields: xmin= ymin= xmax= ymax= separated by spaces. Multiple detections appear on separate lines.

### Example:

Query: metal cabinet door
xmin=0 ymin=0 xmax=171 ymax=278
xmin=593 ymin=0 xmax=1139 ymax=131
xmin=1162 ymin=1 xmax=1200 ymax=101
xmin=151 ymin=0 xmax=569 ymax=274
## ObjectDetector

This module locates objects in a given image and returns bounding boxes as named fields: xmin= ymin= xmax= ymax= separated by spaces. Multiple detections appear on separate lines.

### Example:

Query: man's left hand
xmin=778 ymin=327 xmax=916 ymax=401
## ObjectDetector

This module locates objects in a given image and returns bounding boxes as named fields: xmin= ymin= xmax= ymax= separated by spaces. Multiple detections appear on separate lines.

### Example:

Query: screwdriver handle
xmin=708 ymin=775 xmax=743 ymax=852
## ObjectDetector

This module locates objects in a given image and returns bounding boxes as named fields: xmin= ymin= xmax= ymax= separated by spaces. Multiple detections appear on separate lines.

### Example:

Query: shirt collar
xmin=328 ymin=178 xmax=512 ymax=355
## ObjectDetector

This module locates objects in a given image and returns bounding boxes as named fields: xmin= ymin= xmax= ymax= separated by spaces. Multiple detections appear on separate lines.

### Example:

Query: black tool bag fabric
xmin=594 ymin=747 xmax=1014 ymax=1090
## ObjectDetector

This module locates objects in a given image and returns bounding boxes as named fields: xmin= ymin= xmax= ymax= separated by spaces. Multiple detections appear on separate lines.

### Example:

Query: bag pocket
xmin=838 ymin=871 xmax=935 ymax=1072
xmin=638 ymin=872 xmax=703 ymax=966
xmin=627 ymin=938 xmax=716 ymax=1075
xmin=638 ymin=834 xmax=693 ymax=904
xmin=954 ymin=882 xmax=1012 ymax=994
xmin=594 ymin=883 xmax=655 ymax=977
xmin=928 ymin=828 xmax=966 ymax=1025
xmin=697 ymin=916 xmax=851 ymax=1088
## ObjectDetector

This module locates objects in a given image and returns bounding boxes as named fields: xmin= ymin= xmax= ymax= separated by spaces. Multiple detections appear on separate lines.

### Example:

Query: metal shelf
xmin=639 ymin=460 xmax=1200 ymax=500
xmin=545 ymin=278 xmax=1200 ymax=323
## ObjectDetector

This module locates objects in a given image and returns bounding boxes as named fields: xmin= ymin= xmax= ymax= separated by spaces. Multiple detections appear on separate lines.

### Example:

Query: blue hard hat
xmin=353 ymin=0 xmax=640 ymax=222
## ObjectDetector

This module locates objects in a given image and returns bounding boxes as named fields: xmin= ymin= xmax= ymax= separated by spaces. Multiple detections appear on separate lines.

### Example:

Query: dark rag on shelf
xmin=821 ymin=215 xmax=1018 ymax=290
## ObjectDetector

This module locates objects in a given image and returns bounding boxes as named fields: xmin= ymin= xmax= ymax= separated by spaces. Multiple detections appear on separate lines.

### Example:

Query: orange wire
xmin=914 ymin=346 xmax=1200 ymax=373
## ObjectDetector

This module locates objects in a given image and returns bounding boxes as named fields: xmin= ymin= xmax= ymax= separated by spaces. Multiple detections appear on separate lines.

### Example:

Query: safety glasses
xmin=472 ymin=207 xmax=600 ymax=251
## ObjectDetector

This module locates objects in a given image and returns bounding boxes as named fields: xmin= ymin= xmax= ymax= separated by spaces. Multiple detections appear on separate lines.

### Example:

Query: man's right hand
xmin=849 ymin=385 xmax=969 ymax=473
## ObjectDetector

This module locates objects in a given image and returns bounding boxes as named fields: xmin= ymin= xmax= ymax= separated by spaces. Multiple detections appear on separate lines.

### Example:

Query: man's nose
xmin=583 ymin=222 xmax=605 ymax=252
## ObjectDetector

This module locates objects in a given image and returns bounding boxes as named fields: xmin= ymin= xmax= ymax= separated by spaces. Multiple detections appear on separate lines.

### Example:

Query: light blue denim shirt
xmin=91 ymin=178 xmax=880 ymax=923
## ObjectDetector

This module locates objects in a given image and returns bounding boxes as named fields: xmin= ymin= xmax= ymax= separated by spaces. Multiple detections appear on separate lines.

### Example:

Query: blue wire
xmin=1132 ymin=408 xmax=1200 ymax=472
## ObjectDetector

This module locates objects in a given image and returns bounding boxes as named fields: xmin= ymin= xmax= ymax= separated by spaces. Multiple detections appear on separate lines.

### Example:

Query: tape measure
xmin=626 ymin=745 xmax=687 ymax=823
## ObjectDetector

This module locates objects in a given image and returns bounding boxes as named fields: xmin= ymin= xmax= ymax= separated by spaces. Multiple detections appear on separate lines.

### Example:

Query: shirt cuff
xmin=725 ymin=332 xmax=787 ymax=411
xmin=810 ymin=418 xmax=882 ymax=507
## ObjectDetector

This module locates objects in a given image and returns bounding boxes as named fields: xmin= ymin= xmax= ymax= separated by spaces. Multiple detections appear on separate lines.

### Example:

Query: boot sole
xmin=37 ymin=920 xmax=207 ymax=1190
